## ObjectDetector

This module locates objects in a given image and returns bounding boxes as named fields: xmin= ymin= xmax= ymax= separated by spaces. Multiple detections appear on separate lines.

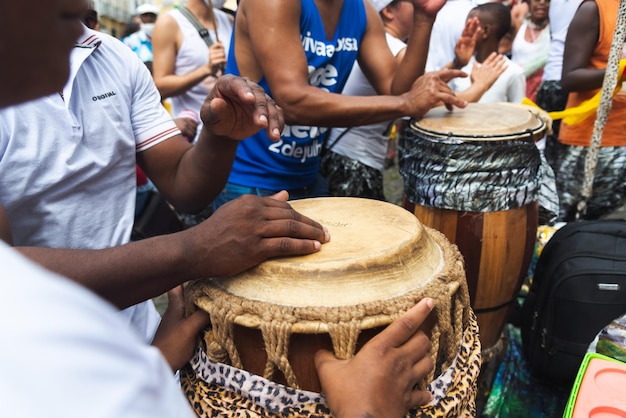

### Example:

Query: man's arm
xmin=560 ymin=1 xmax=603 ymax=93
xmin=14 ymin=77 xmax=328 ymax=310
xmin=358 ymin=0 xmax=447 ymax=96
xmin=139 ymin=75 xmax=283 ymax=213
xmin=235 ymin=0 xmax=466 ymax=128
xmin=17 ymin=191 xmax=329 ymax=310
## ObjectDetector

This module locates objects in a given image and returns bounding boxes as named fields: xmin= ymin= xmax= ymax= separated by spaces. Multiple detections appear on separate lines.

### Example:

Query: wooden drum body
xmin=400 ymin=103 xmax=545 ymax=352
xmin=183 ymin=197 xmax=481 ymax=417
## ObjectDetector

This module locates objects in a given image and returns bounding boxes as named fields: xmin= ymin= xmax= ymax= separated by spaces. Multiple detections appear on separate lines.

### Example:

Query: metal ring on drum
xmin=399 ymin=103 xmax=545 ymax=354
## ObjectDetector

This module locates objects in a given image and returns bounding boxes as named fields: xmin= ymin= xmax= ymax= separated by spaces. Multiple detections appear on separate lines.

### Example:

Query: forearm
xmin=17 ymin=233 xmax=196 ymax=310
xmin=159 ymin=130 xmax=239 ymax=213
xmin=155 ymin=66 xmax=212 ymax=100
xmin=561 ymin=68 xmax=607 ymax=93
xmin=390 ymin=14 xmax=435 ymax=95
xmin=457 ymin=82 xmax=491 ymax=103
xmin=281 ymin=89 xmax=409 ymax=127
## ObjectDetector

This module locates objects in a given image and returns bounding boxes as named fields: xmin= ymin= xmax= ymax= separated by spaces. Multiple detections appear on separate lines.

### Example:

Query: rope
xmin=577 ymin=5 xmax=626 ymax=218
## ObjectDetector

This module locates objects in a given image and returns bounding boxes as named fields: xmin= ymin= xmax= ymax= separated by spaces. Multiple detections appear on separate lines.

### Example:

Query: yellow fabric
xmin=521 ymin=59 xmax=626 ymax=126
xmin=546 ymin=59 xmax=626 ymax=125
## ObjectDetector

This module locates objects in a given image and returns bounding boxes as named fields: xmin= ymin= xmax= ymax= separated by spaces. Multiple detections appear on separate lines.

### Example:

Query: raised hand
xmin=315 ymin=298 xmax=435 ymax=418
xmin=453 ymin=17 xmax=483 ymax=68
xmin=208 ymin=41 xmax=227 ymax=75
xmin=200 ymin=74 xmax=285 ymax=142
xmin=470 ymin=52 xmax=507 ymax=91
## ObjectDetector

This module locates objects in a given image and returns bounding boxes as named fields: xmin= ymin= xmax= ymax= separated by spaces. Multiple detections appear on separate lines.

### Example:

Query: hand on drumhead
xmin=151 ymin=286 xmax=211 ymax=372
xmin=184 ymin=192 xmax=330 ymax=278
xmin=200 ymin=75 xmax=284 ymax=142
xmin=403 ymin=71 xmax=468 ymax=117
xmin=315 ymin=298 xmax=435 ymax=418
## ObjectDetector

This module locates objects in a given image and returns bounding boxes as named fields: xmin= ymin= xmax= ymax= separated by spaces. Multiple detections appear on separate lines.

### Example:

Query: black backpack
xmin=520 ymin=219 xmax=626 ymax=386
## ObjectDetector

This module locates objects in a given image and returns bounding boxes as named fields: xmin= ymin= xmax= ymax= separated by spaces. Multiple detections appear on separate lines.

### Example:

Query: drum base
xmin=181 ymin=311 xmax=482 ymax=418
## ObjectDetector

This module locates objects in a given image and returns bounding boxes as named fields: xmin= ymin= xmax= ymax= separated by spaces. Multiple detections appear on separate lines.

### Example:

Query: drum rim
xmin=409 ymin=103 xmax=546 ymax=143
xmin=408 ymin=118 xmax=545 ymax=143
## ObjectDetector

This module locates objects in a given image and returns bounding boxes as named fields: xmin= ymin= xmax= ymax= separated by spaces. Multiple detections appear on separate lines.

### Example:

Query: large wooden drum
xmin=400 ymin=103 xmax=545 ymax=353
xmin=182 ymin=197 xmax=481 ymax=417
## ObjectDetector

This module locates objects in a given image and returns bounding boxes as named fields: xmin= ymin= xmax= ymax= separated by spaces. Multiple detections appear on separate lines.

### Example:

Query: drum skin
xmin=400 ymin=103 xmax=544 ymax=351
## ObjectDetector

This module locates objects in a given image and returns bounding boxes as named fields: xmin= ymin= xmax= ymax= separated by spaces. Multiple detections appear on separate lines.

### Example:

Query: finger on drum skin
xmin=264 ymin=237 xmax=322 ymax=254
xmin=264 ymin=221 xmax=328 ymax=243
xmin=259 ymin=204 xmax=330 ymax=241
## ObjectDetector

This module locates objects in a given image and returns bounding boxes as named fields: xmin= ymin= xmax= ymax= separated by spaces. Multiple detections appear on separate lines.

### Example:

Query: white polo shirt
xmin=0 ymin=26 xmax=180 ymax=342
xmin=0 ymin=243 xmax=195 ymax=418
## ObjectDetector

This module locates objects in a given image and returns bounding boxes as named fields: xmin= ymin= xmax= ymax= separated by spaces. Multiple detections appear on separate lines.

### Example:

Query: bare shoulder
xmin=154 ymin=11 xmax=181 ymax=36
xmin=235 ymin=0 xmax=304 ymax=82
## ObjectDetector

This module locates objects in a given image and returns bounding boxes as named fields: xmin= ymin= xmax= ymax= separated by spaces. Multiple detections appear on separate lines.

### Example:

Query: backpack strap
xmin=178 ymin=6 xmax=214 ymax=48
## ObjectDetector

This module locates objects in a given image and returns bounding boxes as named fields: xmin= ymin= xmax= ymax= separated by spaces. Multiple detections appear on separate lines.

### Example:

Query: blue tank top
xmin=225 ymin=0 xmax=366 ymax=190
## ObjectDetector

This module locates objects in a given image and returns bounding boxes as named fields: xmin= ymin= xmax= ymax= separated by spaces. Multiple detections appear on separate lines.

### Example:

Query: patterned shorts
xmin=319 ymin=150 xmax=385 ymax=201
xmin=535 ymin=80 xmax=569 ymax=167
xmin=554 ymin=144 xmax=626 ymax=221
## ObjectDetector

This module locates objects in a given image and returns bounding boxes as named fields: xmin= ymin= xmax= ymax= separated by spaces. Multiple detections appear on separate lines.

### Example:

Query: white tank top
xmin=511 ymin=21 xmax=550 ymax=76
xmin=168 ymin=8 xmax=233 ymax=120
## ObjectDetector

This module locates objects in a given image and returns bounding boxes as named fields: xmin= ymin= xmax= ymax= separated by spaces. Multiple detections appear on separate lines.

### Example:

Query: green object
xmin=562 ymin=352 xmax=625 ymax=418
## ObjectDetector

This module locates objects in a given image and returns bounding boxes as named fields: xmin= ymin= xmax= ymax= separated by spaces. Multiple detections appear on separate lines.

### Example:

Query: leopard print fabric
xmin=181 ymin=311 xmax=481 ymax=417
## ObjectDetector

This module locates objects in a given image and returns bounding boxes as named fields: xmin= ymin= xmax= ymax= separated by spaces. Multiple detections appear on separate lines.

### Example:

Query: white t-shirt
xmin=449 ymin=56 xmax=526 ymax=103
xmin=330 ymin=33 xmax=407 ymax=171
xmin=542 ymin=0 xmax=584 ymax=81
xmin=0 ymin=243 xmax=195 ymax=418
xmin=425 ymin=0 xmax=481 ymax=72
xmin=0 ymin=26 xmax=180 ymax=343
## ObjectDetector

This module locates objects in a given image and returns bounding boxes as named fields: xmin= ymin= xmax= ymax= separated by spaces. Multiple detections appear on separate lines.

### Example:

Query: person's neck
xmin=186 ymin=0 xmax=216 ymax=28
xmin=474 ymin=42 xmax=499 ymax=63
xmin=528 ymin=17 xmax=548 ymax=30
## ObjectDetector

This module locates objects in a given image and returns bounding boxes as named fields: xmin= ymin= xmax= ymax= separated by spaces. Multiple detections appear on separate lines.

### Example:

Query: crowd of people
xmin=1 ymin=0 xmax=625 ymax=415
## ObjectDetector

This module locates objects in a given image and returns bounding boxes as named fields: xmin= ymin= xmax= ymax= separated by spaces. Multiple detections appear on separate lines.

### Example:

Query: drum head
xmin=212 ymin=197 xmax=444 ymax=307
xmin=411 ymin=102 xmax=545 ymax=141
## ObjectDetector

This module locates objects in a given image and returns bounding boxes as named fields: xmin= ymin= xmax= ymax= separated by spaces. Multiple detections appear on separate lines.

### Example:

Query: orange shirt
xmin=558 ymin=0 xmax=626 ymax=147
